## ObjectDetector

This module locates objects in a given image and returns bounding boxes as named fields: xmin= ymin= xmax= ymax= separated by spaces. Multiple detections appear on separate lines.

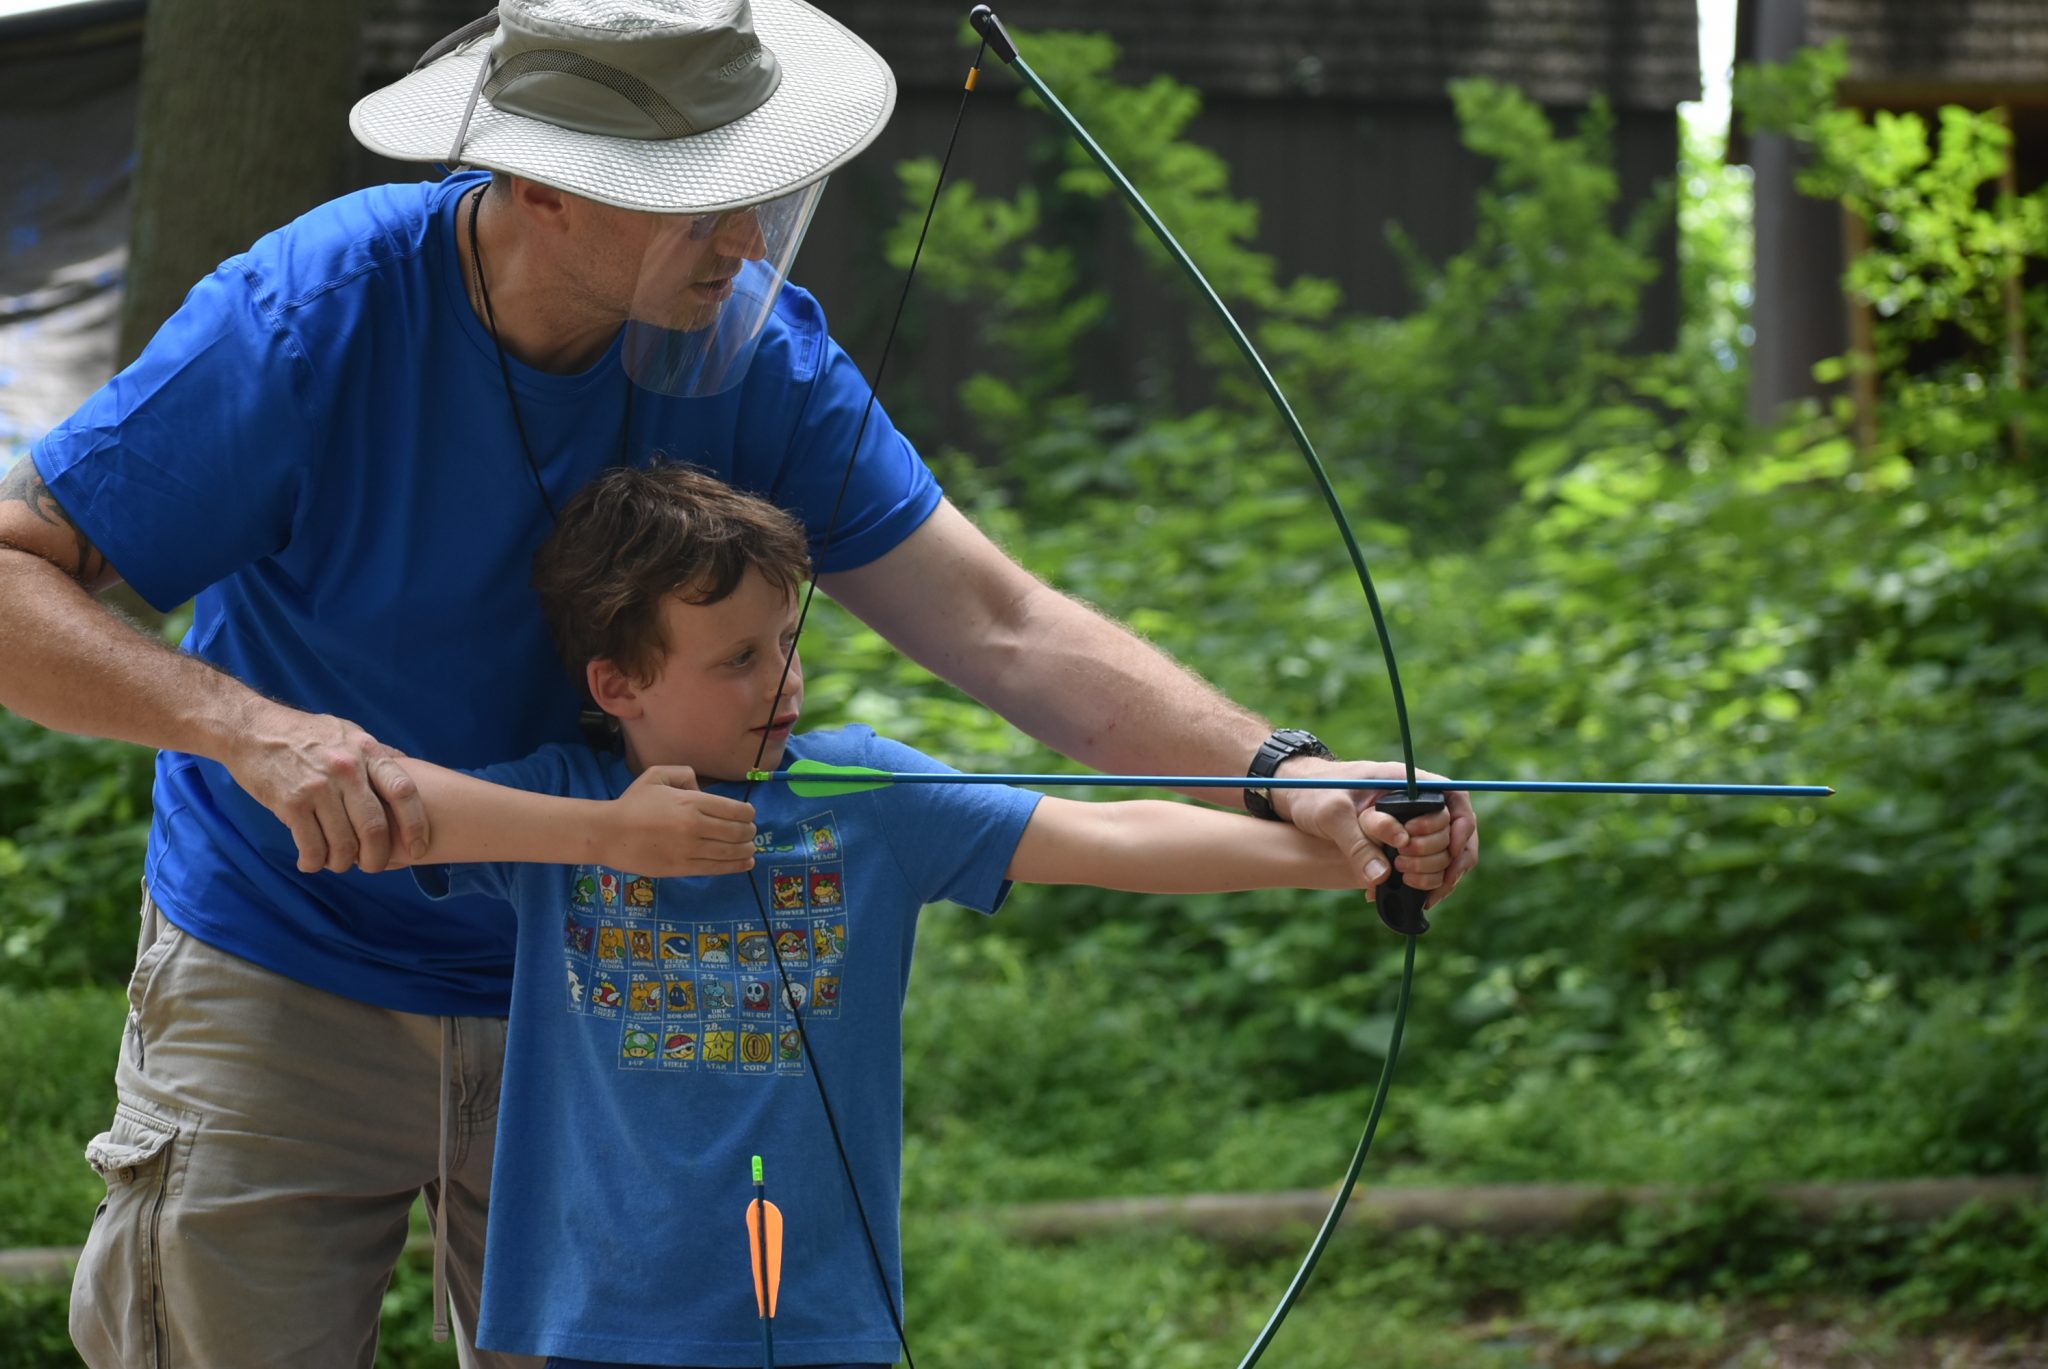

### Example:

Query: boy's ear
xmin=586 ymin=659 xmax=643 ymax=720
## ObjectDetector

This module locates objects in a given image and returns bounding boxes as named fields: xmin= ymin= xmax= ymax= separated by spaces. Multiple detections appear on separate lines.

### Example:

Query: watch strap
xmin=1244 ymin=728 xmax=1333 ymax=820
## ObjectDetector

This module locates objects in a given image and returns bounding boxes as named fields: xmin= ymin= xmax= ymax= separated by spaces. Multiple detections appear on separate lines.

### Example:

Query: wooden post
xmin=1999 ymin=109 xmax=2029 ymax=465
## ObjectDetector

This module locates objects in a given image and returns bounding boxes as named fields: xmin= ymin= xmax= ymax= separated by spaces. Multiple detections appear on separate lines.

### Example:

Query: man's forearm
xmin=0 ymin=549 xmax=256 ymax=761
xmin=823 ymin=502 xmax=1271 ymax=786
xmin=942 ymin=586 xmax=1270 ymax=781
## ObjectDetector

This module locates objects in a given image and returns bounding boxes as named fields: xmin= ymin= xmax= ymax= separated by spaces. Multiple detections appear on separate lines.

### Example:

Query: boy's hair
xmin=533 ymin=463 xmax=812 ymax=694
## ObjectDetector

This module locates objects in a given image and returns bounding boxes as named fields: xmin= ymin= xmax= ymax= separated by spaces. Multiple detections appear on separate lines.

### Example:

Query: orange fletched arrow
xmin=746 ymin=1194 xmax=784 ymax=1318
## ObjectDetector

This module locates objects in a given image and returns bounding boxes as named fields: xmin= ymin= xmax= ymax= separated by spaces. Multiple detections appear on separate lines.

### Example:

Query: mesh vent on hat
xmin=486 ymin=51 xmax=699 ymax=138
xmin=515 ymin=0 xmax=680 ymax=34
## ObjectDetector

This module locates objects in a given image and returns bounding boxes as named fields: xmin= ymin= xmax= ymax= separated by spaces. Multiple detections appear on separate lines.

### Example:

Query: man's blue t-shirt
xmin=417 ymin=727 xmax=1039 ymax=1365
xmin=30 ymin=171 xmax=940 ymax=1015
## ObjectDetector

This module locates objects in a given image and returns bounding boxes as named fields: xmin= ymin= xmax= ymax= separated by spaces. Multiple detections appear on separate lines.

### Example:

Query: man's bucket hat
xmin=350 ymin=0 xmax=896 ymax=214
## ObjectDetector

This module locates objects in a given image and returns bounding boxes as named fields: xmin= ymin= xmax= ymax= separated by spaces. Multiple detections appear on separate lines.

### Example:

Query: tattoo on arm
xmin=0 ymin=460 xmax=110 ymax=585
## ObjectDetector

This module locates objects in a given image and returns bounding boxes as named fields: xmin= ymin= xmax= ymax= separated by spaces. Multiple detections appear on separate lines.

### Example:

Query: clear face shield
xmin=619 ymin=179 xmax=826 ymax=399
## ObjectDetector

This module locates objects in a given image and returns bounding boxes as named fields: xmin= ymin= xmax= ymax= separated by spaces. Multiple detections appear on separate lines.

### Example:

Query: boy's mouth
xmin=753 ymin=712 xmax=799 ymax=737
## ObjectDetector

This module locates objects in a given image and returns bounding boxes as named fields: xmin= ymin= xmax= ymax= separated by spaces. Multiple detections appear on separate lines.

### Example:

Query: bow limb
xmin=968 ymin=10 xmax=1434 ymax=1363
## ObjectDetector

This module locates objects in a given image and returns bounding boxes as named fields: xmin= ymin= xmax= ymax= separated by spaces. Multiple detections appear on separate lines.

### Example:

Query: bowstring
xmin=735 ymin=38 xmax=991 ymax=1369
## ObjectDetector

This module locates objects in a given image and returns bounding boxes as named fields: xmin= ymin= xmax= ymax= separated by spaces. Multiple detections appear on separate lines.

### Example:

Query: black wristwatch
xmin=1244 ymin=728 xmax=1334 ymax=820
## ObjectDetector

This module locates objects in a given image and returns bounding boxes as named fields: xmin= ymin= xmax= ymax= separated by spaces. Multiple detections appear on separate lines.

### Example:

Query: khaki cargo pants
xmin=69 ymin=891 xmax=542 ymax=1369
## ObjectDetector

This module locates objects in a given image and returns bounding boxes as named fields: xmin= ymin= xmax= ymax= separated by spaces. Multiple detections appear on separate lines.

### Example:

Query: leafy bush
xmin=854 ymin=31 xmax=2048 ymax=1101
xmin=0 ymin=713 xmax=155 ymax=990
xmin=1738 ymin=41 xmax=2048 ymax=464
xmin=0 ymin=988 xmax=125 ymax=1247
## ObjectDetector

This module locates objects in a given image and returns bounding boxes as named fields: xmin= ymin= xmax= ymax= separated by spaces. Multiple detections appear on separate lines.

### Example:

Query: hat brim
xmin=350 ymin=0 xmax=896 ymax=215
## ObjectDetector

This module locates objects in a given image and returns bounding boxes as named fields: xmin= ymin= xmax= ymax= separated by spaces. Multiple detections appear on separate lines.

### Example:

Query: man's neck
xmin=460 ymin=185 xmax=623 ymax=375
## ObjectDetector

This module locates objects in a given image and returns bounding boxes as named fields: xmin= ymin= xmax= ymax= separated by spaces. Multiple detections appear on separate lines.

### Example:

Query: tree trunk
xmin=117 ymin=0 xmax=365 ymax=367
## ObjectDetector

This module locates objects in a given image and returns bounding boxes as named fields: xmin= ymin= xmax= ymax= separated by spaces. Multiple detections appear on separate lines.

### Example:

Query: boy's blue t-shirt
xmin=417 ymin=727 xmax=1039 ymax=1366
xmin=29 ymin=171 xmax=940 ymax=1016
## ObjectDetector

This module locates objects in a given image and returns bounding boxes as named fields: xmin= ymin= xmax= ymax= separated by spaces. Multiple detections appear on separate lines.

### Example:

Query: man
xmin=0 ymin=2 xmax=1477 ymax=1365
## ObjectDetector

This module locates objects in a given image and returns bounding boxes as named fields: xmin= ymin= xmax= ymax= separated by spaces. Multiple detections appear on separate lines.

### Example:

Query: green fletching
xmin=781 ymin=759 xmax=895 ymax=797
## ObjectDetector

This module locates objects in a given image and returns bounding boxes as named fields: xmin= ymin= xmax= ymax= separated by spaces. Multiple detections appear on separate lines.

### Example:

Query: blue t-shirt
xmin=30 ymin=171 xmax=941 ymax=1015
xmin=417 ymin=727 xmax=1039 ymax=1365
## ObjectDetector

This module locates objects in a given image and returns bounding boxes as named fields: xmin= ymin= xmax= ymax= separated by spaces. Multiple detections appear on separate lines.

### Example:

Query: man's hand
xmin=223 ymin=701 xmax=431 ymax=874
xmin=1269 ymin=757 xmax=1479 ymax=909
xmin=604 ymin=766 xmax=758 ymax=878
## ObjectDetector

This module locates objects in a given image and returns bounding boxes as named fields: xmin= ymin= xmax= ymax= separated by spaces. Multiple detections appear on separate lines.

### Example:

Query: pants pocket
xmin=123 ymin=896 xmax=181 ymax=1073
xmin=70 ymin=1103 xmax=178 ymax=1369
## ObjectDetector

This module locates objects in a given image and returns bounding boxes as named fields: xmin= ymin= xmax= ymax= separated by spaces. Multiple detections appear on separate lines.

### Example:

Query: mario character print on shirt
xmin=735 ymin=927 xmax=771 ymax=969
xmin=620 ymin=1022 xmax=659 ymax=1069
xmin=739 ymin=1027 xmax=775 ymax=1073
xmin=699 ymin=977 xmax=736 ymax=1015
xmin=588 ymin=969 xmax=624 ymax=1020
xmin=772 ymin=920 xmax=810 ymax=968
xmin=563 ymin=909 xmax=594 ymax=956
xmin=801 ymin=816 xmax=839 ymax=860
xmin=658 ymin=924 xmax=692 ymax=965
xmin=574 ymin=813 xmax=860 ymax=1078
xmin=664 ymin=976 xmax=696 ymax=1015
xmin=807 ymin=864 xmax=844 ymax=909
xmin=809 ymin=973 xmax=840 ymax=1019
xmin=812 ymin=920 xmax=846 ymax=963
xmin=701 ymin=1029 xmax=737 ymax=1072
xmin=628 ymin=975 xmax=662 ymax=1015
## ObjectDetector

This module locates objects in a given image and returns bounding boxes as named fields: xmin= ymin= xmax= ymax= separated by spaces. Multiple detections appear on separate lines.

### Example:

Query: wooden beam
xmin=2000 ymin=112 xmax=2030 ymax=465
xmin=994 ymin=1176 xmax=2044 ymax=1248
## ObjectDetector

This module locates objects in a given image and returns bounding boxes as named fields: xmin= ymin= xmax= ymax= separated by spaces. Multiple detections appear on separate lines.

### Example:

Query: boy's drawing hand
xmin=609 ymin=766 xmax=758 ymax=877
xmin=1268 ymin=757 xmax=1478 ymax=909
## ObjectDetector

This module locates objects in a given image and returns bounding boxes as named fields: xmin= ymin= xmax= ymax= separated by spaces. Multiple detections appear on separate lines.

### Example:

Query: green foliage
xmin=0 ymin=1281 xmax=77 ymax=1368
xmin=0 ymin=712 xmax=155 ymax=990
xmin=1672 ymin=116 xmax=1755 ymax=437
xmin=902 ymin=33 xmax=1698 ymax=538
xmin=857 ymin=33 xmax=2048 ymax=1106
xmin=0 ymin=988 xmax=125 ymax=1247
xmin=1282 ymin=80 xmax=1672 ymax=525
xmin=1737 ymin=42 xmax=2048 ymax=464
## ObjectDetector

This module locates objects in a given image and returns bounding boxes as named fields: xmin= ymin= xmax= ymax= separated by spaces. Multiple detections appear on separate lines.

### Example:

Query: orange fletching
xmin=746 ymin=1197 xmax=784 ymax=1318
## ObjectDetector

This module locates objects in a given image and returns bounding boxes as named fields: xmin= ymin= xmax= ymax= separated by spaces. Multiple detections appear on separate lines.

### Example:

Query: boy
xmin=394 ymin=464 xmax=1406 ymax=1368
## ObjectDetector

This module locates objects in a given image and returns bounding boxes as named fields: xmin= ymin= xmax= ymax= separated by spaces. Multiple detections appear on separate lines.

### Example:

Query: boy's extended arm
xmin=394 ymin=759 xmax=758 ymax=877
xmin=1006 ymin=797 xmax=1366 ymax=894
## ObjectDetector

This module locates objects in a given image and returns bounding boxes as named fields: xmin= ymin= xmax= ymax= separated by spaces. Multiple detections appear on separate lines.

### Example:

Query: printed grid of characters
xmin=560 ymin=812 xmax=848 ymax=1076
